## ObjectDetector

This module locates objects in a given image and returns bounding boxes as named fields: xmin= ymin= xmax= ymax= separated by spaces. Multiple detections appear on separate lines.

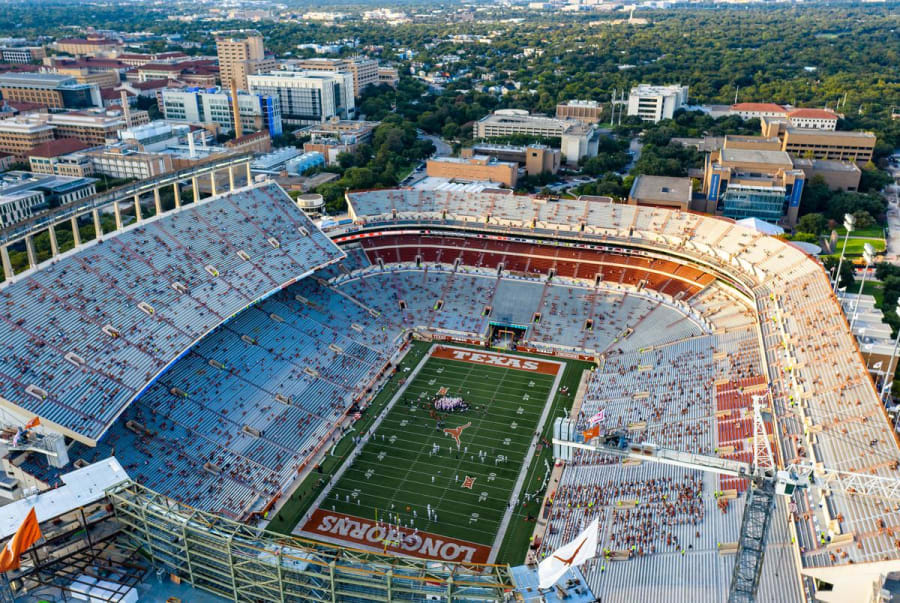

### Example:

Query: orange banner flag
xmin=24 ymin=417 xmax=40 ymax=430
xmin=0 ymin=507 xmax=42 ymax=573
xmin=582 ymin=424 xmax=600 ymax=442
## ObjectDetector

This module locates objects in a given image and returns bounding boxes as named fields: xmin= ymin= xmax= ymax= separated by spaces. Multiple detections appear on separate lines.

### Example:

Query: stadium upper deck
xmin=346 ymin=188 xmax=900 ymax=569
xmin=0 ymin=182 xmax=343 ymax=444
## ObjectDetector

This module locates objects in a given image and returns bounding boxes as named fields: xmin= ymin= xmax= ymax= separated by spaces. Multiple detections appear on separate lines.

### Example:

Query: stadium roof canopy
xmin=0 ymin=182 xmax=343 ymax=445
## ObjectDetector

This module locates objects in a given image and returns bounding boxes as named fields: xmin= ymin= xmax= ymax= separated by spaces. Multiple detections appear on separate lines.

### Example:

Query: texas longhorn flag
xmin=0 ymin=507 xmax=42 ymax=573
xmin=582 ymin=424 xmax=601 ymax=443
xmin=538 ymin=517 xmax=599 ymax=589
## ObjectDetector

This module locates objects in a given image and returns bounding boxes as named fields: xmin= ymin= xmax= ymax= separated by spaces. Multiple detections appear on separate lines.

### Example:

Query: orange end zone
xmin=431 ymin=346 xmax=561 ymax=376
xmin=301 ymin=509 xmax=492 ymax=564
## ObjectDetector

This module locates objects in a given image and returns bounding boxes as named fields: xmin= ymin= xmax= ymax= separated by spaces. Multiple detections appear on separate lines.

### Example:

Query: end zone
xmin=431 ymin=345 xmax=563 ymax=376
xmin=302 ymin=509 xmax=492 ymax=564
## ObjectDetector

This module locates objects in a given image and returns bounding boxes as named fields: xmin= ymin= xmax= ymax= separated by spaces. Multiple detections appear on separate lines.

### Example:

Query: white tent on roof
xmin=736 ymin=217 xmax=785 ymax=236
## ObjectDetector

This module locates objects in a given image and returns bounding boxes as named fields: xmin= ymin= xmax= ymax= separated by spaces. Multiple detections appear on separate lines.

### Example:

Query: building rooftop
xmin=430 ymin=155 xmax=516 ymax=167
xmin=558 ymin=100 xmax=601 ymax=108
xmin=0 ymin=118 xmax=54 ymax=134
xmin=56 ymin=37 xmax=120 ymax=46
xmin=0 ymin=171 xmax=97 ymax=196
xmin=412 ymin=177 xmax=500 ymax=192
xmin=477 ymin=111 xmax=588 ymax=134
xmin=251 ymin=70 xmax=343 ymax=81
xmin=785 ymin=127 xmax=875 ymax=140
xmin=27 ymin=137 xmax=89 ymax=158
xmin=0 ymin=72 xmax=76 ymax=87
xmin=730 ymin=102 xmax=786 ymax=113
xmin=720 ymin=147 xmax=793 ymax=166
xmin=0 ymin=458 xmax=129 ymax=540
xmin=787 ymin=108 xmax=839 ymax=119
xmin=630 ymin=83 xmax=687 ymax=95
xmin=793 ymin=158 xmax=862 ymax=173
xmin=629 ymin=174 xmax=693 ymax=203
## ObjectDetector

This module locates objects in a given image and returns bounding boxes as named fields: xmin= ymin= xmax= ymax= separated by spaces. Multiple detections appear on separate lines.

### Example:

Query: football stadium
xmin=0 ymin=157 xmax=899 ymax=602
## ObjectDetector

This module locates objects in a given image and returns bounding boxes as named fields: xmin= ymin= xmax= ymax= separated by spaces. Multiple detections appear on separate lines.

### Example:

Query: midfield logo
xmin=462 ymin=476 xmax=476 ymax=489
xmin=443 ymin=422 xmax=472 ymax=449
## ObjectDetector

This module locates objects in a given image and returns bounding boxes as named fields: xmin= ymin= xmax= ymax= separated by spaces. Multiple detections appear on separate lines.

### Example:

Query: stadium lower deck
xmin=5 ymin=184 xmax=900 ymax=601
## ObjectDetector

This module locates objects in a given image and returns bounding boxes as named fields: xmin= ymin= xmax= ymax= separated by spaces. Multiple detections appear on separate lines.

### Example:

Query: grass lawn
xmin=861 ymin=280 xmax=885 ymax=307
xmin=831 ymin=236 xmax=887 ymax=257
xmin=833 ymin=225 xmax=885 ymax=238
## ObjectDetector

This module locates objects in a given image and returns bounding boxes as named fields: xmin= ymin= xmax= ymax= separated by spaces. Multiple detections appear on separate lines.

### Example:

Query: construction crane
xmin=551 ymin=395 xmax=900 ymax=603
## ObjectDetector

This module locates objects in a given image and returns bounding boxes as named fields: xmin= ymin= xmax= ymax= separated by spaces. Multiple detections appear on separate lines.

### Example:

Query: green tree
xmin=822 ymin=256 xmax=855 ymax=290
xmin=795 ymin=213 xmax=826 ymax=235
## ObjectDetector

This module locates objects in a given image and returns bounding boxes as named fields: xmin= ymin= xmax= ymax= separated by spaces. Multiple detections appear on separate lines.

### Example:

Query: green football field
xmin=305 ymin=350 xmax=559 ymax=552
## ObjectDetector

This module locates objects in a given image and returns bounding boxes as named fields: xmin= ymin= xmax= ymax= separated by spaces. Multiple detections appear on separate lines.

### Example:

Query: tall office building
xmin=215 ymin=31 xmax=277 ymax=90
xmin=248 ymin=71 xmax=354 ymax=125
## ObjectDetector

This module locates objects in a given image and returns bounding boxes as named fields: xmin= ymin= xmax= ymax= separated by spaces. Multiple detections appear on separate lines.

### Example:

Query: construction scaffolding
xmin=107 ymin=481 xmax=514 ymax=602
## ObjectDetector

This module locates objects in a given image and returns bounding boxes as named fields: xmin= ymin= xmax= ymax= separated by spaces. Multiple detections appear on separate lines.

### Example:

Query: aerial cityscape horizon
xmin=0 ymin=1 xmax=897 ymax=601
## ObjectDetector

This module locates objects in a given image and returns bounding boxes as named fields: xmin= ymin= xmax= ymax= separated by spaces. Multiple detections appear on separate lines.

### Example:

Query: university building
xmin=159 ymin=87 xmax=282 ymax=137
xmin=248 ymin=71 xmax=355 ymax=125
xmin=0 ymin=73 xmax=101 ymax=110
xmin=215 ymin=31 xmax=277 ymax=90
xmin=427 ymin=154 xmax=519 ymax=188
xmin=626 ymin=84 xmax=689 ymax=123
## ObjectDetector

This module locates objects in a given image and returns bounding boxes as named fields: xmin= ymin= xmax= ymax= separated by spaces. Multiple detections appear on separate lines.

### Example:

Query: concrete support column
xmin=153 ymin=187 xmax=162 ymax=215
xmin=228 ymin=165 xmax=235 ymax=192
xmin=71 ymin=216 xmax=80 ymax=247
xmin=245 ymin=161 xmax=252 ymax=186
xmin=1 ymin=245 xmax=14 ymax=281
xmin=173 ymin=182 xmax=181 ymax=208
xmin=113 ymin=202 xmax=123 ymax=231
xmin=92 ymin=208 xmax=102 ymax=239
xmin=25 ymin=235 xmax=37 ymax=268
xmin=48 ymin=225 xmax=58 ymax=257
xmin=134 ymin=194 xmax=142 ymax=222
xmin=191 ymin=176 xmax=200 ymax=203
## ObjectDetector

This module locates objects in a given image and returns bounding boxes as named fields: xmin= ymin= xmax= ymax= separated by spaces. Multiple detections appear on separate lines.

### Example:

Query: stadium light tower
xmin=849 ymin=242 xmax=876 ymax=332
xmin=880 ymin=300 xmax=900 ymax=404
xmin=833 ymin=213 xmax=856 ymax=293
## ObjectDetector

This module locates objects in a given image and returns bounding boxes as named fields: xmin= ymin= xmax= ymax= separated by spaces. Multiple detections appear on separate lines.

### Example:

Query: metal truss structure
xmin=107 ymin=482 xmax=514 ymax=602
xmin=727 ymin=483 xmax=775 ymax=603
xmin=1 ymin=497 xmax=147 ymax=602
